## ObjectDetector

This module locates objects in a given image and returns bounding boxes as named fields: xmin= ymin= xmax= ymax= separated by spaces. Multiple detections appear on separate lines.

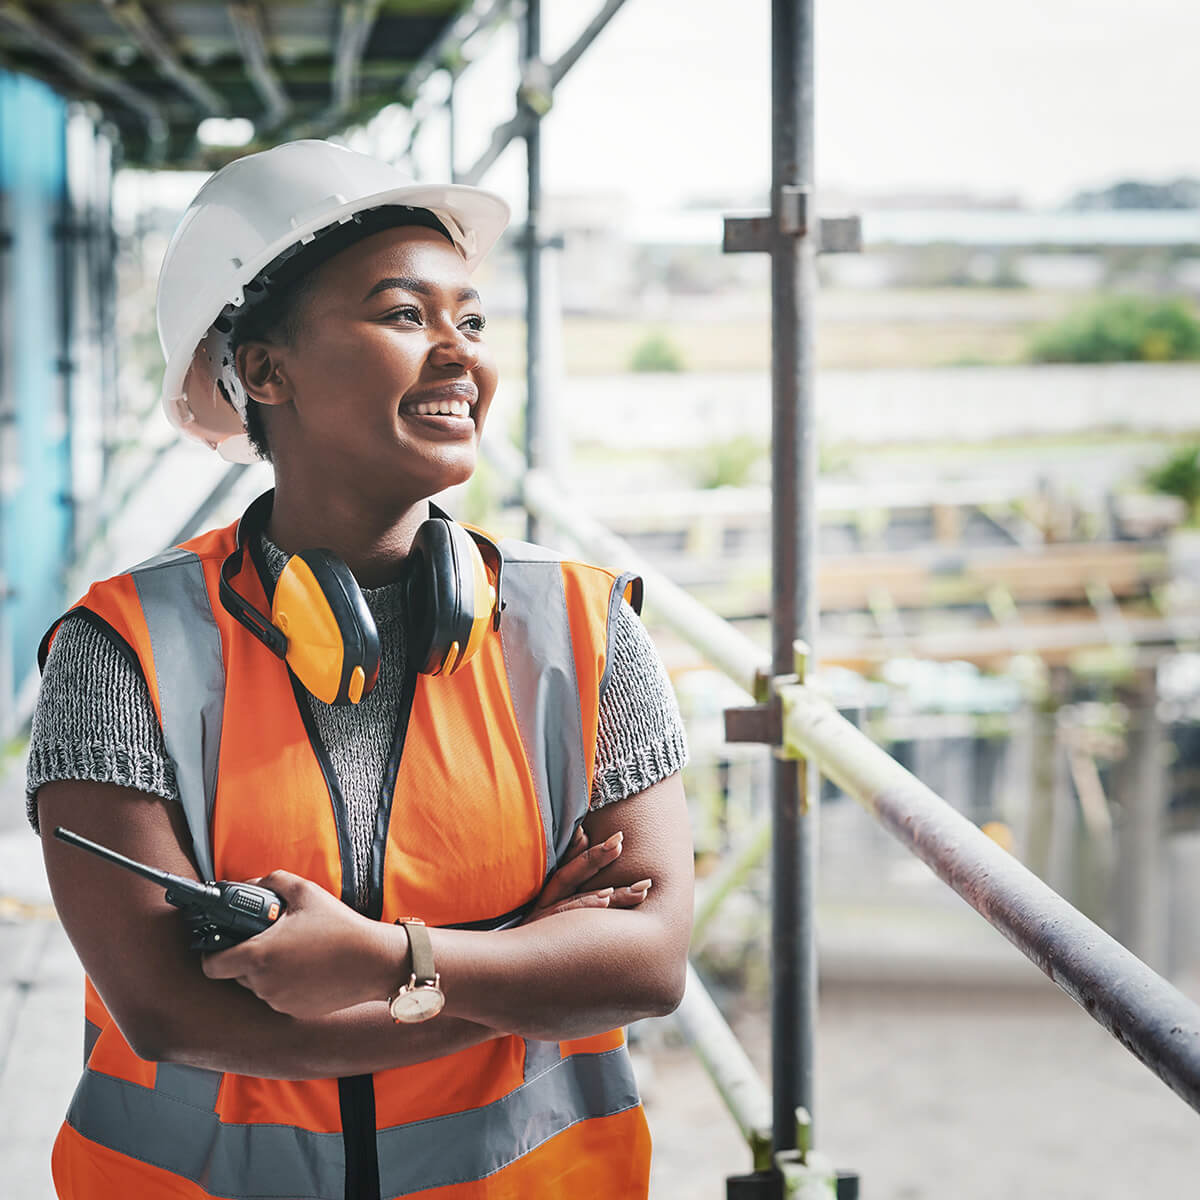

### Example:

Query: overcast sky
xmin=427 ymin=0 xmax=1200 ymax=212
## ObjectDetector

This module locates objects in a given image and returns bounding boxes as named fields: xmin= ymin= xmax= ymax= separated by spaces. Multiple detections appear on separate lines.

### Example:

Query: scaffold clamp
xmin=774 ymin=1108 xmax=837 ymax=1199
xmin=723 ymin=186 xmax=861 ymax=255
xmin=725 ymin=641 xmax=812 ymax=752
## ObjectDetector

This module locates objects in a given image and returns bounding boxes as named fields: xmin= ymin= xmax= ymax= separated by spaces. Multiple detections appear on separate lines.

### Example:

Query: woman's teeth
xmin=408 ymin=398 xmax=471 ymax=417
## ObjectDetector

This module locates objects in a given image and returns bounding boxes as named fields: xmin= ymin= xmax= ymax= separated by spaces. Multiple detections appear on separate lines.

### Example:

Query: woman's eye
xmin=384 ymin=305 xmax=421 ymax=323
xmin=461 ymin=314 xmax=487 ymax=333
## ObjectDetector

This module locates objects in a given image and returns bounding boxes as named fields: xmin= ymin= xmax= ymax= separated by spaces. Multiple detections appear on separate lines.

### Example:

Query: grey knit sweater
xmin=26 ymin=535 xmax=688 ymax=904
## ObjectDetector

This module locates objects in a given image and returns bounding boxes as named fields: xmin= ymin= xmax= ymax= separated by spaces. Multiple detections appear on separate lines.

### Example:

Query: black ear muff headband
xmin=218 ymin=493 xmax=288 ymax=658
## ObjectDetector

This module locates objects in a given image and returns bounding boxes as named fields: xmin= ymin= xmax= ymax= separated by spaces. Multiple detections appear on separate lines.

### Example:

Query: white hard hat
xmin=156 ymin=139 xmax=510 ymax=463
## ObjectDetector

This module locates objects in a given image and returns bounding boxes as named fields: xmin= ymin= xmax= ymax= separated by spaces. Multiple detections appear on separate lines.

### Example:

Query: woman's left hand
xmin=202 ymin=871 xmax=397 ymax=1018
xmin=521 ymin=824 xmax=652 ymax=924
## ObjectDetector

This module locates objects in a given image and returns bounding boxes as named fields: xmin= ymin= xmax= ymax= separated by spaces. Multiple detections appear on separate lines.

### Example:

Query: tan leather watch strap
xmin=397 ymin=918 xmax=436 ymax=986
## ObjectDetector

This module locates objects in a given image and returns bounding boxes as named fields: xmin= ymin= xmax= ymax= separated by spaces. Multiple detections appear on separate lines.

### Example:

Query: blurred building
xmin=0 ymin=77 xmax=116 ymax=736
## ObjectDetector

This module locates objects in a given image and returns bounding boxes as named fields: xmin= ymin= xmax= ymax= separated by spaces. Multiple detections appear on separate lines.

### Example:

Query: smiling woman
xmin=26 ymin=140 xmax=692 ymax=1200
xmin=236 ymin=225 xmax=499 ymax=556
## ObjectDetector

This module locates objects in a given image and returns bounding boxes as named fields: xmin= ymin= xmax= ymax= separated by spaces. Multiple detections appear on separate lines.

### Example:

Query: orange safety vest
xmin=42 ymin=504 xmax=652 ymax=1200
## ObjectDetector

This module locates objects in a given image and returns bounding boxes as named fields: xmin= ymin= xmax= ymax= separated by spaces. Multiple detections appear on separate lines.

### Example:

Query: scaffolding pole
xmin=521 ymin=0 xmax=544 ymax=543
xmin=768 ymin=0 xmax=818 ymax=1155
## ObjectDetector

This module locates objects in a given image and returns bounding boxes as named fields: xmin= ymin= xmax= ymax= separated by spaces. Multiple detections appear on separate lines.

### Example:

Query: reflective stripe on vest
xmin=67 ymin=1046 xmax=638 ymax=1199
xmin=496 ymin=546 xmax=591 ymax=874
xmin=129 ymin=546 xmax=225 ymax=882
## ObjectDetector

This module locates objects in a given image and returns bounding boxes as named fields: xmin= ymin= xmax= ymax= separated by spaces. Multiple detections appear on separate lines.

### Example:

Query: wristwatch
xmin=388 ymin=918 xmax=445 ymax=1024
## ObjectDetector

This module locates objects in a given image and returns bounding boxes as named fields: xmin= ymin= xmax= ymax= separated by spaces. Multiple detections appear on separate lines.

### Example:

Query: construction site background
xmin=2 ymin=2 xmax=1200 ymax=1195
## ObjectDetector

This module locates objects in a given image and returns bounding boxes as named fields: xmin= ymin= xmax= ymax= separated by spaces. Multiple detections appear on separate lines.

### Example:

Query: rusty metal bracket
xmin=723 ymin=215 xmax=772 ymax=255
xmin=723 ymin=187 xmax=861 ymax=255
xmin=723 ymin=186 xmax=807 ymax=253
xmin=724 ymin=702 xmax=782 ymax=746
xmin=726 ymin=646 xmax=811 ymax=749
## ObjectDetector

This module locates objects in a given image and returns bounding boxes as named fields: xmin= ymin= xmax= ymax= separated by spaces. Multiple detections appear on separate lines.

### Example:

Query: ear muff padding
xmin=275 ymin=550 xmax=380 ymax=704
xmin=407 ymin=519 xmax=490 ymax=676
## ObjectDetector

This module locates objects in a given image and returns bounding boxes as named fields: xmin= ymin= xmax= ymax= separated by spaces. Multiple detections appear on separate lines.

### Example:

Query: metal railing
xmin=484 ymin=438 xmax=1200 ymax=1189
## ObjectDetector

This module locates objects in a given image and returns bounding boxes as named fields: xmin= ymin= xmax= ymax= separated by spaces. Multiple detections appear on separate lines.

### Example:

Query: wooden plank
xmin=819 ymin=613 xmax=1187 ymax=672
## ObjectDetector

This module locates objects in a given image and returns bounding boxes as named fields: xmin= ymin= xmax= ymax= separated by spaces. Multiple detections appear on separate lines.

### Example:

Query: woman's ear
xmin=236 ymin=342 xmax=291 ymax=407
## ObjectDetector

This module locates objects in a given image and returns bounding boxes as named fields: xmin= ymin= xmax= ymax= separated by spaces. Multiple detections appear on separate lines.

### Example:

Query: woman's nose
xmin=429 ymin=324 xmax=479 ymax=368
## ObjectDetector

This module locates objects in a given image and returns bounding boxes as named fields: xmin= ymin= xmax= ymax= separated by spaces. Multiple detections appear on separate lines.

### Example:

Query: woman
xmin=29 ymin=140 xmax=693 ymax=1199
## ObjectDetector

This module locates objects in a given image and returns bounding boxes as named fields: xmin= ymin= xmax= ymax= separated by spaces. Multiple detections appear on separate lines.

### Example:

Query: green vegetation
xmin=687 ymin=435 xmax=764 ymax=489
xmin=1029 ymin=295 xmax=1200 ymax=364
xmin=628 ymin=330 xmax=686 ymax=372
xmin=1145 ymin=442 xmax=1200 ymax=525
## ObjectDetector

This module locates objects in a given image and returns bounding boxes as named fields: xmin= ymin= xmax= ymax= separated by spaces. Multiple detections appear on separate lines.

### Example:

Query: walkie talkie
xmin=53 ymin=827 xmax=286 ymax=952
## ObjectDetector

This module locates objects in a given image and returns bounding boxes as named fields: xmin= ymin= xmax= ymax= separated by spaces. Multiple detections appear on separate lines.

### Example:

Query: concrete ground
xmin=3 ymin=769 xmax=1197 ymax=1199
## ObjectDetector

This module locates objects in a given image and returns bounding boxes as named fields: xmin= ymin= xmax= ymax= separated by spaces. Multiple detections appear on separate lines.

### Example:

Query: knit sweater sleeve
xmin=24 ymin=615 xmax=179 ymax=833
xmin=590 ymin=599 xmax=689 ymax=809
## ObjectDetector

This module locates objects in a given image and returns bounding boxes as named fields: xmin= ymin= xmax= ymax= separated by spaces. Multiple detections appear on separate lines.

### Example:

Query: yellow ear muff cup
xmin=272 ymin=550 xmax=379 ymax=705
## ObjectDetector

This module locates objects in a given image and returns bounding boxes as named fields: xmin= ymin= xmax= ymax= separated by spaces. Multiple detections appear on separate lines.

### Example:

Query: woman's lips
xmin=400 ymin=381 xmax=477 ymax=415
xmin=398 ymin=402 xmax=476 ymax=438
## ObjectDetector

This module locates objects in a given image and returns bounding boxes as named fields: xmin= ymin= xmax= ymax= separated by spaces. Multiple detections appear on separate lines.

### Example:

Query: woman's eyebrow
xmin=362 ymin=276 xmax=480 ymax=304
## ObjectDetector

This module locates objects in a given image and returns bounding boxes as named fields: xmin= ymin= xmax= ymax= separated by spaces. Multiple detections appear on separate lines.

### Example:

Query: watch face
xmin=390 ymin=986 xmax=445 ymax=1024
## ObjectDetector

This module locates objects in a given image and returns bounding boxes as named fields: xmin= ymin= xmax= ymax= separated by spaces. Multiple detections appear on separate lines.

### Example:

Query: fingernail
xmin=602 ymin=831 xmax=623 ymax=851
xmin=596 ymin=887 xmax=614 ymax=898
xmin=631 ymin=878 xmax=652 ymax=892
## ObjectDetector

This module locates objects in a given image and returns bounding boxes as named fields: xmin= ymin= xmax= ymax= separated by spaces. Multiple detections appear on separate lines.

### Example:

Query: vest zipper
xmin=339 ymin=1075 xmax=380 ymax=1200
xmin=342 ymin=662 xmax=419 ymax=1200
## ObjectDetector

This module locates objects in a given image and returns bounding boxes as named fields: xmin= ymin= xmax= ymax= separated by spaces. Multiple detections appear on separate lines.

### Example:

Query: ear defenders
xmin=218 ymin=494 xmax=503 ymax=706
xmin=405 ymin=517 xmax=502 ymax=677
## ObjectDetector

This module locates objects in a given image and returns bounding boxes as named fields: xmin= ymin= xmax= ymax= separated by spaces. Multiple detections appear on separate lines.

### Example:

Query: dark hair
xmin=225 ymin=206 xmax=455 ymax=461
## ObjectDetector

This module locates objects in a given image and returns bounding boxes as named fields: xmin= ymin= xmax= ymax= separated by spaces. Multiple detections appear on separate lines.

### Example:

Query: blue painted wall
xmin=0 ymin=72 xmax=72 ymax=706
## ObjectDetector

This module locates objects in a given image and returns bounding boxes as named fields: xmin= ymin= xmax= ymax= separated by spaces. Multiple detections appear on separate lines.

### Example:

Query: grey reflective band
xmin=523 ymin=1036 xmax=562 ymax=1079
xmin=376 ymin=1046 xmax=638 ymax=1194
xmin=130 ymin=547 xmax=225 ymax=881
xmin=497 ymin=551 xmax=591 ymax=876
xmin=67 ymin=1068 xmax=345 ymax=1198
xmin=83 ymin=1020 xmax=100 ymax=1066
xmin=67 ymin=1046 xmax=639 ymax=1199
xmin=154 ymin=1062 xmax=222 ymax=1110
xmin=599 ymin=571 xmax=642 ymax=703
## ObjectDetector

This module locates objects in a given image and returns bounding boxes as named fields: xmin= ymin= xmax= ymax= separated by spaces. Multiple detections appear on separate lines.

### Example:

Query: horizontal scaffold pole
xmin=780 ymin=676 xmax=1200 ymax=1115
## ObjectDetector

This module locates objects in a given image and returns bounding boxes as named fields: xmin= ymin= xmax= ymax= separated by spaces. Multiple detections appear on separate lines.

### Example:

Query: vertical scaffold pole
xmin=769 ymin=0 xmax=818 ymax=1153
xmin=521 ymin=0 xmax=543 ymax=543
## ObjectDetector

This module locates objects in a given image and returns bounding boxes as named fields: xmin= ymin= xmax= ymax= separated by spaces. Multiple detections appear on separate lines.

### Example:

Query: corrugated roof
xmin=0 ymin=1 xmax=502 ymax=166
